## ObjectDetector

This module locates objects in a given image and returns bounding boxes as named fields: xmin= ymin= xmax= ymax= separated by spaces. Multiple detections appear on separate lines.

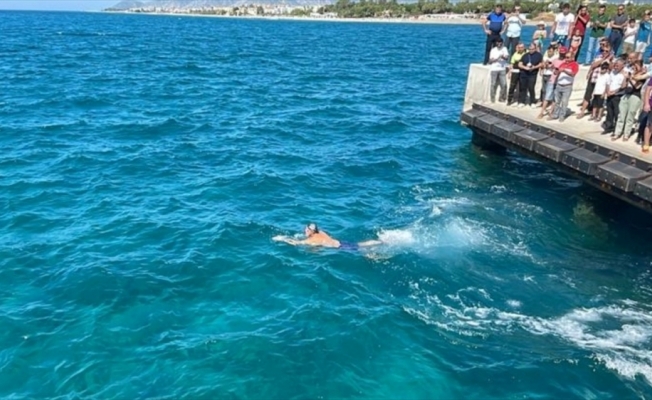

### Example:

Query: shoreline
xmin=102 ymin=11 xmax=483 ymax=25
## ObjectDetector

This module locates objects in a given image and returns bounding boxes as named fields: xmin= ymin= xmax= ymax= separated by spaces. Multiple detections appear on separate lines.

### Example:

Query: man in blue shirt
xmin=483 ymin=4 xmax=506 ymax=65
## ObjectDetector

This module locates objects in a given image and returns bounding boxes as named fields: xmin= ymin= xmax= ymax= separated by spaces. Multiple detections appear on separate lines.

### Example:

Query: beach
xmin=103 ymin=10 xmax=483 ymax=25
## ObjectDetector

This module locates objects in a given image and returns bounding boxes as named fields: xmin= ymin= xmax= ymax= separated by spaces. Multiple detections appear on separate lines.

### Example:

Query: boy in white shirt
xmin=623 ymin=18 xmax=638 ymax=55
xmin=590 ymin=63 xmax=611 ymax=121
xmin=489 ymin=38 xmax=509 ymax=103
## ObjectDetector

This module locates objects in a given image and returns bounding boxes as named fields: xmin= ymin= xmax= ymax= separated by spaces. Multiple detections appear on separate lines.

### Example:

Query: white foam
xmin=396 ymin=190 xmax=652 ymax=384
xmin=514 ymin=202 xmax=544 ymax=214
xmin=426 ymin=197 xmax=473 ymax=210
xmin=507 ymin=300 xmax=522 ymax=308
xmin=377 ymin=217 xmax=490 ymax=255
xmin=406 ymin=292 xmax=652 ymax=385
xmin=378 ymin=229 xmax=416 ymax=246
xmin=383 ymin=192 xmax=540 ymax=262
xmin=595 ymin=354 xmax=652 ymax=383
xmin=440 ymin=218 xmax=488 ymax=247
xmin=430 ymin=206 xmax=442 ymax=217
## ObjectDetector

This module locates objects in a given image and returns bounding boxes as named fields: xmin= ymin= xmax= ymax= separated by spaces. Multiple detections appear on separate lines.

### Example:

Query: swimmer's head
xmin=305 ymin=223 xmax=319 ymax=236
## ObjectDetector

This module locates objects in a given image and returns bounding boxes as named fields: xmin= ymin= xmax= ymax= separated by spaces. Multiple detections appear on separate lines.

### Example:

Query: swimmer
xmin=273 ymin=223 xmax=383 ymax=250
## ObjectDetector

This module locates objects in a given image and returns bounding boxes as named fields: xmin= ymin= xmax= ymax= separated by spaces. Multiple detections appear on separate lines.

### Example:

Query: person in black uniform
xmin=517 ymin=43 xmax=544 ymax=107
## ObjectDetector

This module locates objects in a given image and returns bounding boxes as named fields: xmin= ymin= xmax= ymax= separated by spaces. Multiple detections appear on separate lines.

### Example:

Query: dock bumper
xmin=460 ymin=109 xmax=486 ymax=126
xmin=596 ymin=161 xmax=650 ymax=192
xmin=511 ymin=129 xmax=547 ymax=151
xmin=462 ymin=103 xmax=652 ymax=213
xmin=561 ymin=148 xmax=610 ymax=176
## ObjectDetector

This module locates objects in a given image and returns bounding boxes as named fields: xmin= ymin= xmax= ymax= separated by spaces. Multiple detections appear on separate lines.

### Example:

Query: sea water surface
xmin=2 ymin=11 xmax=652 ymax=399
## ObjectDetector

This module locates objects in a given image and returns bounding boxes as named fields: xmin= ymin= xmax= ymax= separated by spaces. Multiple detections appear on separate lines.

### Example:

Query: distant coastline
xmin=103 ymin=11 xmax=482 ymax=25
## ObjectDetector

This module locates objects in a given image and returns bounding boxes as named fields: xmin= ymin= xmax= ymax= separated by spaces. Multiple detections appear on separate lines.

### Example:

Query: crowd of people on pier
xmin=482 ymin=3 xmax=652 ymax=153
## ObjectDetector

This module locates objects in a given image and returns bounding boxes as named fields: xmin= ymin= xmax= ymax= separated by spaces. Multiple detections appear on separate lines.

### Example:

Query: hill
xmin=108 ymin=0 xmax=329 ymax=9
xmin=108 ymin=0 xmax=146 ymax=9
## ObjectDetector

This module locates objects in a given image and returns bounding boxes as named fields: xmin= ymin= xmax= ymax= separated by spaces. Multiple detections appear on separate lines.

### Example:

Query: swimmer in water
xmin=273 ymin=223 xmax=383 ymax=250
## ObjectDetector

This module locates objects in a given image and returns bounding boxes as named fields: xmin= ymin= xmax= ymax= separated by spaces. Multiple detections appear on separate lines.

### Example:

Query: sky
xmin=0 ymin=1 xmax=118 ymax=10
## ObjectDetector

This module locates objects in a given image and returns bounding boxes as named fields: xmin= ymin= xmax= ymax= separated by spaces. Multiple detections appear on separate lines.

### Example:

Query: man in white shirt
xmin=505 ymin=6 xmax=526 ymax=55
xmin=603 ymin=60 xmax=627 ymax=134
xmin=489 ymin=38 xmax=509 ymax=103
xmin=550 ymin=3 xmax=574 ymax=47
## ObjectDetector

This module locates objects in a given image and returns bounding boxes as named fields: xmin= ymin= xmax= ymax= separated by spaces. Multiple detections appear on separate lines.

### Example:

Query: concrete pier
xmin=461 ymin=64 xmax=652 ymax=213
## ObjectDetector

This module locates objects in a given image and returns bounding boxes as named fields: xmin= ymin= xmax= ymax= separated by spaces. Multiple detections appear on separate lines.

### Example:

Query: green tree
xmin=290 ymin=7 xmax=310 ymax=16
xmin=336 ymin=0 xmax=350 ymax=8
xmin=319 ymin=0 xmax=652 ymax=20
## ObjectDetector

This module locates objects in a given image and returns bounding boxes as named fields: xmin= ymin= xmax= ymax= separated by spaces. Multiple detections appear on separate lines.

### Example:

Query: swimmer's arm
xmin=288 ymin=239 xmax=324 ymax=247
xmin=279 ymin=238 xmax=304 ymax=245
xmin=273 ymin=236 xmax=312 ymax=246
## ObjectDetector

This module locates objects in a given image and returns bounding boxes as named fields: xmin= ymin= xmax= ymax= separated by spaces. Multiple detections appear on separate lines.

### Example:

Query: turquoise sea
xmin=2 ymin=11 xmax=652 ymax=399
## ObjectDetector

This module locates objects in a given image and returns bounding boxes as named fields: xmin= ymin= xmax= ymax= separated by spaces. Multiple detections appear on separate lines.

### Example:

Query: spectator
xmin=594 ymin=37 xmax=611 ymax=60
xmin=533 ymin=21 xmax=547 ymax=52
xmin=483 ymin=4 xmax=506 ymax=65
xmin=642 ymin=75 xmax=652 ymax=152
xmin=538 ymin=48 xmax=561 ymax=119
xmin=507 ymin=43 xmax=527 ymax=105
xmin=623 ymin=18 xmax=638 ymax=55
xmin=637 ymin=11 xmax=652 ymax=60
xmin=576 ymin=40 xmax=612 ymax=108
xmin=571 ymin=5 xmax=590 ymax=61
xmin=505 ymin=6 xmax=526 ymax=55
xmin=518 ymin=43 xmax=544 ymax=108
xmin=577 ymin=59 xmax=600 ymax=119
xmin=488 ymin=38 xmax=509 ymax=103
xmin=540 ymin=46 xmax=559 ymax=107
xmin=589 ymin=63 xmax=612 ymax=122
xmin=635 ymin=61 xmax=651 ymax=143
xmin=578 ymin=43 xmax=615 ymax=118
xmin=613 ymin=60 xmax=646 ymax=141
xmin=600 ymin=41 xmax=615 ymax=61
xmin=625 ymin=51 xmax=638 ymax=74
xmin=586 ymin=5 xmax=609 ymax=65
xmin=570 ymin=28 xmax=584 ymax=61
xmin=609 ymin=4 xmax=628 ymax=55
xmin=602 ymin=60 xmax=627 ymax=134
xmin=549 ymin=40 xmax=560 ymax=57
xmin=548 ymin=49 xmax=579 ymax=122
xmin=550 ymin=3 xmax=575 ymax=46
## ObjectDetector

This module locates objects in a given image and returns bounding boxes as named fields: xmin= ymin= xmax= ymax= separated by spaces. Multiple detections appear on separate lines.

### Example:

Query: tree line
xmin=107 ymin=1 xmax=652 ymax=19
xmin=313 ymin=1 xmax=652 ymax=19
